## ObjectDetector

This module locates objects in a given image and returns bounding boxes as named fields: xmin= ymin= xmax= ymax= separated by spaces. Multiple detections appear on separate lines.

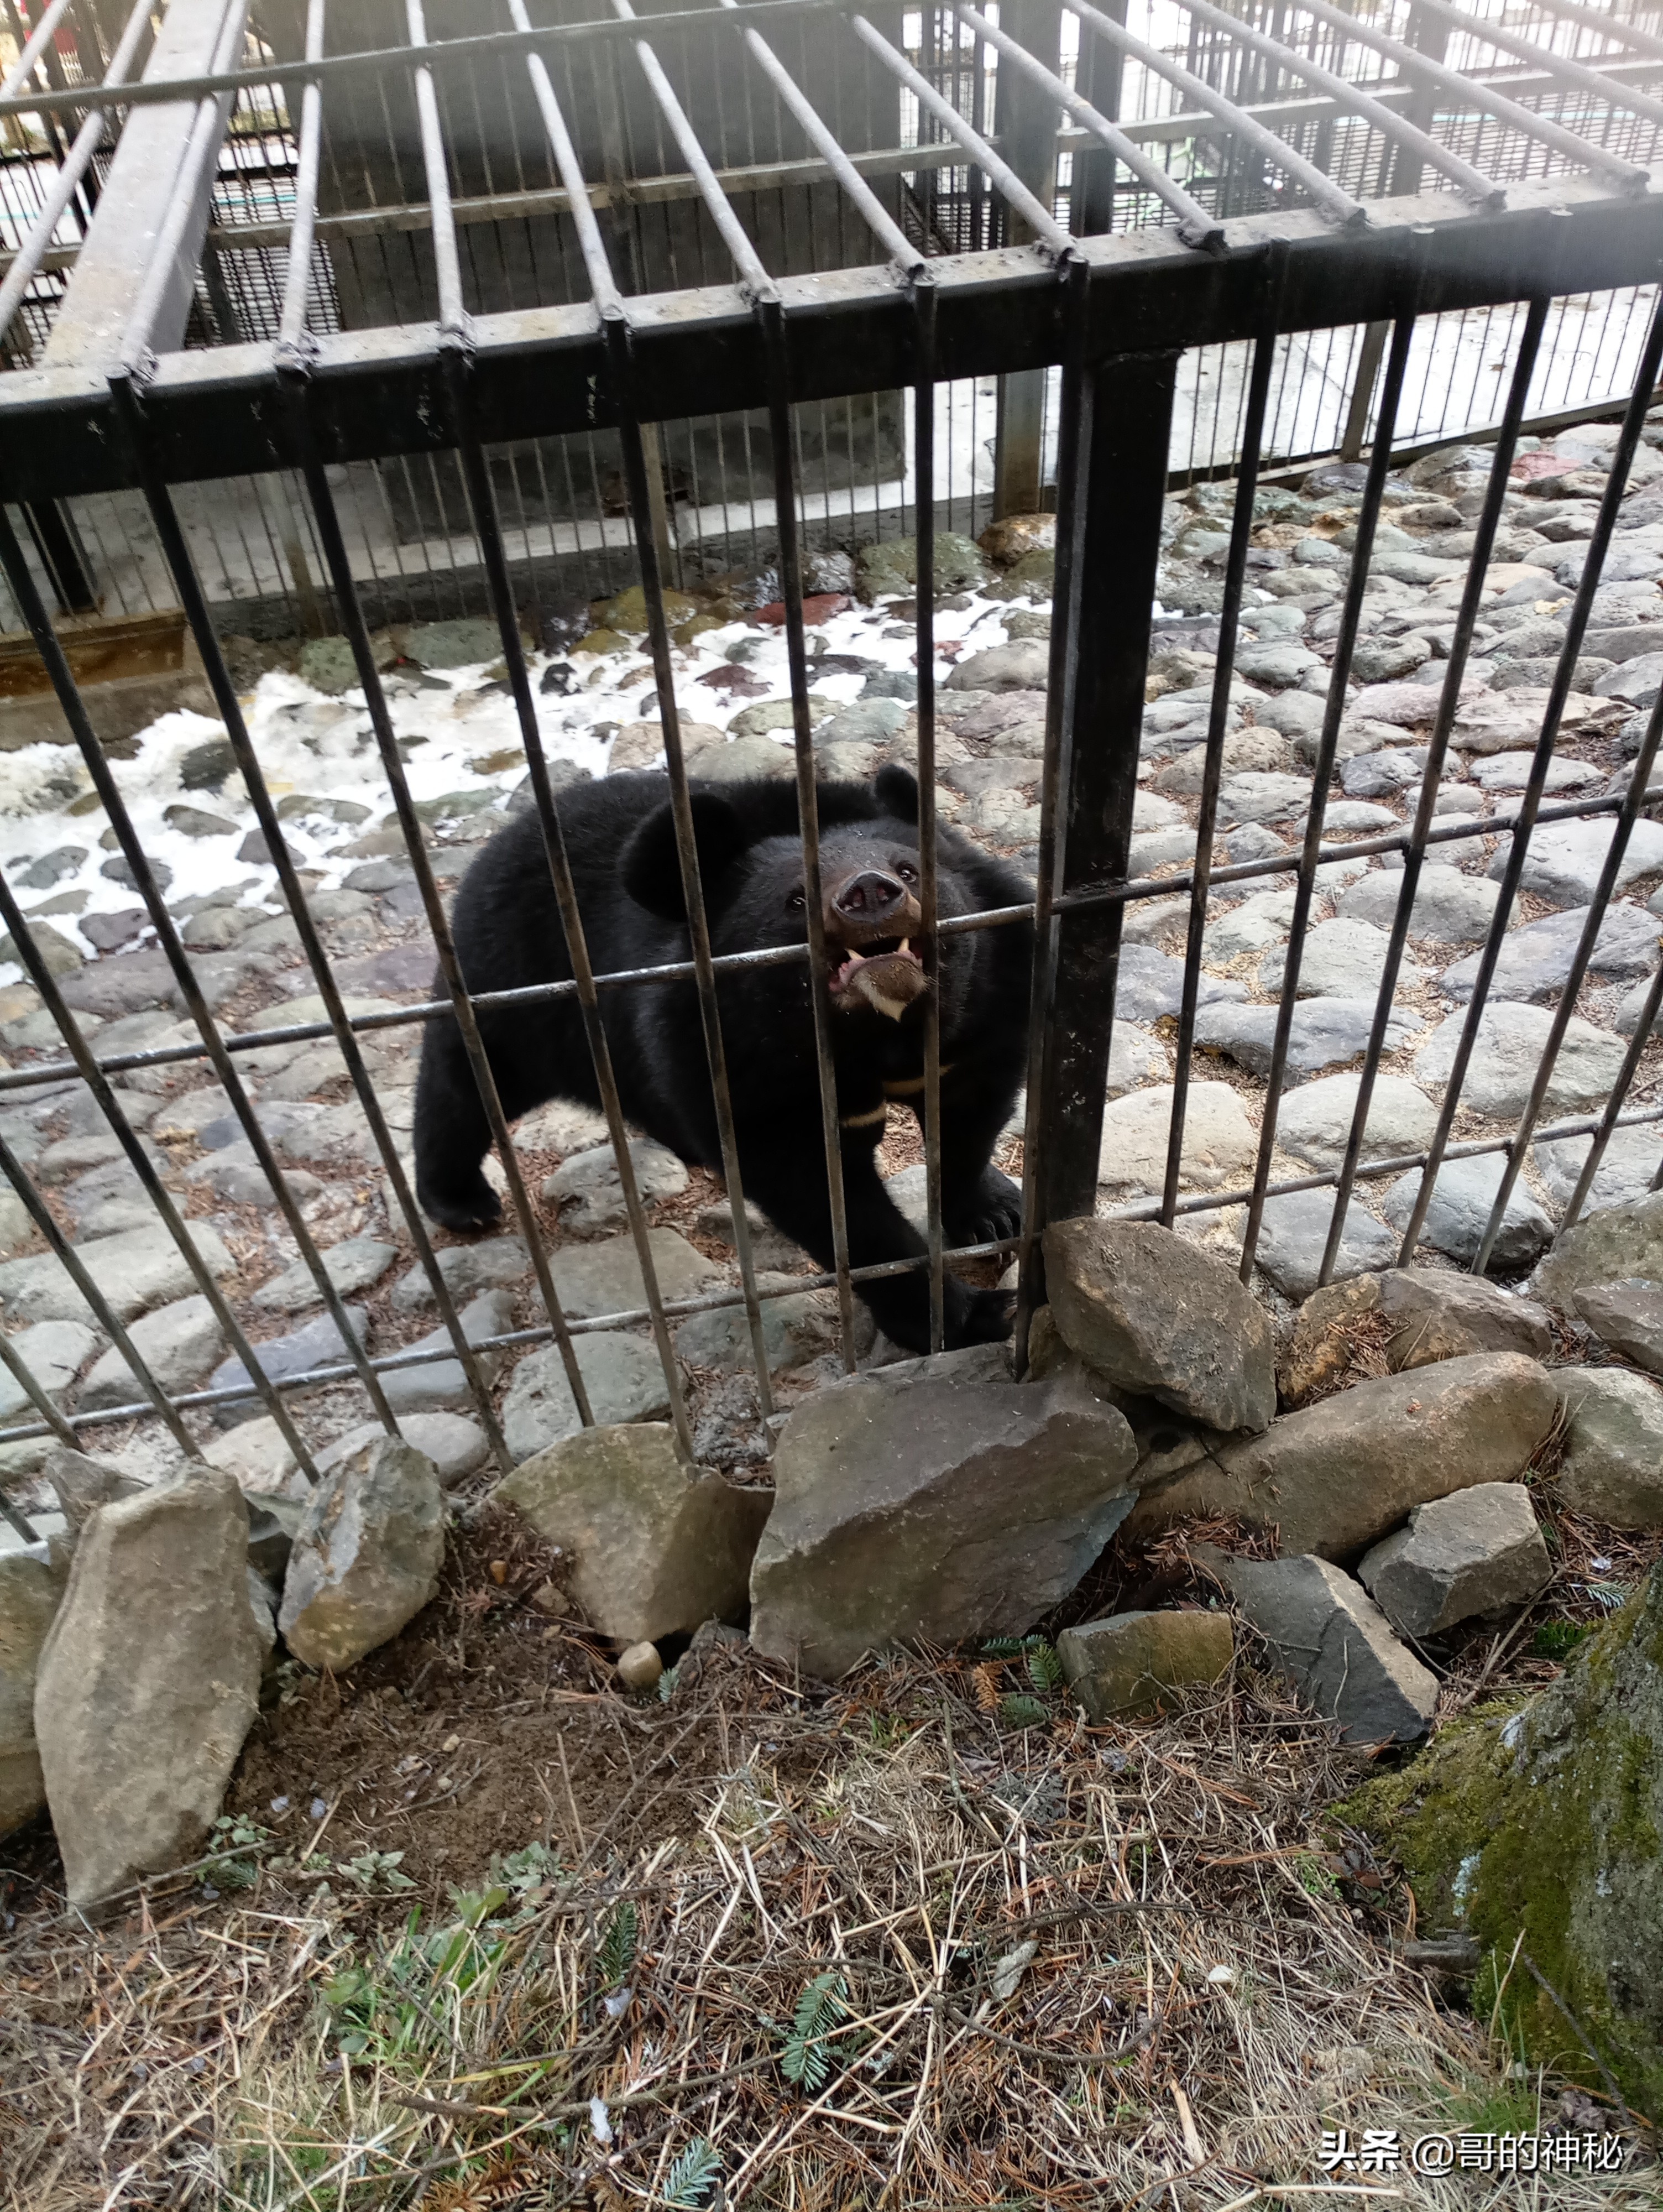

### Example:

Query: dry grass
xmin=3 ymin=1637 xmax=1653 ymax=2211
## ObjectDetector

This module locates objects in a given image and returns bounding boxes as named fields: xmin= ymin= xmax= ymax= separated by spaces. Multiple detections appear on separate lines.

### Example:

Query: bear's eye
xmin=787 ymin=888 xmax=806 ymax=911
xmin=896 ymin=863 xmax=918 ymax=883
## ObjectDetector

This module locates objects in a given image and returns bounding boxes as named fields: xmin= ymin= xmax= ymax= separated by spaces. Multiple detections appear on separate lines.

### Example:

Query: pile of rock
xmin=1 ymin=1432 xmax=443 ymax=1905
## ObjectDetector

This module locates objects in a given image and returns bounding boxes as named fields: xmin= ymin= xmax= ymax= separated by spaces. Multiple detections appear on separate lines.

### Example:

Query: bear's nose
xmin=831 ymin=870 xmax=906 ymax=926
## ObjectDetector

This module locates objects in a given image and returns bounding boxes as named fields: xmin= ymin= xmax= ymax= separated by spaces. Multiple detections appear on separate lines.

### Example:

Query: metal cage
xmin=1 ymin=0 xmax=1662 ymax=1531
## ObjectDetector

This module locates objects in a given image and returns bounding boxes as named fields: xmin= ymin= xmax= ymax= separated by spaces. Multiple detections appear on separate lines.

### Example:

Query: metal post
xmin=1034 ymin=345 xmax=1180 ymax=1224
xmin=992 ymin=0 xmax=1061 ymax=520
xmin=1339 ymin=320 xmax=1389 ymax=461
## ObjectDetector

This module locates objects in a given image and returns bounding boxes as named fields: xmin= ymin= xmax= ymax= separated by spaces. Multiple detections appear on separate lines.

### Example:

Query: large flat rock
xmin=0 ymin=1222 xmax=234 ymax=1326
xmin=1280 ymin=1269 xmax=1552 ymax=1405
xmin=750 ymin=1371 xmax=1138 ymax=1678
xmin=34 ymin=1465 xmax=265 ymax=1905
xmin=1217 ymin=1551 xmax=1438 ymax=1743
xmin=1043 ymin=1217 xmax=1274 ymax=1434
xmin=1126 ymin=1352 xmax=1559 ymax=1560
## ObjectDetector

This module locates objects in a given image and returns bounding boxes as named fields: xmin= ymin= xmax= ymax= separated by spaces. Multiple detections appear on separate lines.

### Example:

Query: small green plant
xmin=1295 ymin=1855 xmax=1342 ymax=1902
xmin=999 ymin=1693 xmax=1049 ymax=1729
xmin=1024 ymin=1639 xmax=1064 ymax=1692
xmin=203 ymin=1814 xmax=271 ymax=1891
xmin=781 ymin=1970 xmax=849 ymax=2090
xmin=979 ymin=1636 xmax=1027 ymax=1658
xmin=662 ymin=2135 xmax=723 ymax=2207
xmin=342 ymin=1849 xmax=416 ymax=1896
xmin=494 ymin=1840 xmax=559 ymax=1892
xmin=597 ymin=1898 xmax=638 ymax=1989
xmin=1531 ymin=1620 xmax=1593 ymax=1661
xmin=658 ymin=1663 xmax=681 ymax=1703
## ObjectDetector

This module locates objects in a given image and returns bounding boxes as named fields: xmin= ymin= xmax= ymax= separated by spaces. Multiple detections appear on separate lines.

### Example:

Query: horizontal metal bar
xmin=0 ymin=0 xmax=850 ymax=122
xmin=4 ymin=170 xmax=1653 ymax=503
xmin=1399 ymin=0 xmax=1663 ymax=133
xmin=7 ymin=1077 xmax=1658 ymax=1457
xmin=0 ymin=1233 xmax=1022 ymax=1441
xmin=0 ymin=773 xmax=1654 ymax=1102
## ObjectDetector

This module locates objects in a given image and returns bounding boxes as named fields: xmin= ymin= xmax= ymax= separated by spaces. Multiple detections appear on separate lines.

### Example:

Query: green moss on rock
xmin=1341 ymin=1568 xmax=1663 ymax=2111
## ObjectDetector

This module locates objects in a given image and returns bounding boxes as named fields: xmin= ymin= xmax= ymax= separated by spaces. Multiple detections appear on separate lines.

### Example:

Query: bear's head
xmin=620 ymin=765 xmax=985 ymax=1027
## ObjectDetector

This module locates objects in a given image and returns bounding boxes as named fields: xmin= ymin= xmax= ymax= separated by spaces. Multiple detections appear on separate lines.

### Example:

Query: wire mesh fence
xmin=1 ymin=0 xmax=1662 ymax=1540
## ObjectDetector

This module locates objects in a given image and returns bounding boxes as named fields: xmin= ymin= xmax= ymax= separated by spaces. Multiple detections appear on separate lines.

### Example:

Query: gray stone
xmin=1273 ymin=1071 xmax=1440 ymax=1174
xmin=1126 ymin=1353 xmax=1559 ymax=1560
xmin=0 ymin=1321 xmax=100 ymax=1420
xmin=383 ymin=1288 xmax=516 ymax=1417
xmin=1105 ymin=1022 xmax=1172 ymax=1096
xmin=317 ymin=1412 xmax=489 ymax=1488
xmin=1259 ymin=919 xmax=1425 ymax=1001
xmin=390 ymin=1235 xmax=531 ymax=1313
xmin=43 ymin=1447 xmax=144 ymax=1535
xmin=749 ymin=1371 xmax=1138 ymax=1678
xmin=182 ymin=1142 xmax=323 ymax=1209
xmin=1252 ymin=1188 xmax=1399 ymax=1301
xmin=946 ymin=640 xmax=1049 ymax=692
xmin=1383 ymin=1155 xmax=1554 ymax=1270
xmin=405 ymin=617 xmax=504 ymax=669
xmin=674 ymin=1277 xmax=838 ymax=1376
xmin=1322 ymin=800 xmax=1401 ymax=834
xmin=1352 ymin=635 xmax=1432 ymax=684
xmin=202 ymin=1416 xmax=305 ymax=1504
xmin=1338 ymin=865 xmax=1500 ymax=943
xmin=1056 ymin=1609 xmax=1233 ymax=1720
xmin=1279 ymin=1269 xmax=1552 ymax=1405
xmin=279 ymin=1436 xmax=446 ymax=1668
xmin=550 ymin=1227 xmax=726 ymax=1320
xmin=161 ymin=806 xmax=240 ymax=840
xmin=1359 ymin=1484 xmax=1551 ymax=1638
xmin=1340 ymin=746 xmax=1424 ymax=799
xmin=1441 ymin=900 xmax=1660 ymax=1002
xmin=1235 ymin=641 xmax=1323 ymax=688
xmin=541 ymin=1138 xmax=689 ymax=1237
xmin=208 ymin=1306 xmax=373 ymax=1426
xmin=1534 ymin=1190 xmax=1663 ymax=1314
xmin=0 ymin=921 xmax=83 ymax=976
xmin=695 ymin=1197 xmax=808 ymax=1273
xmin=1095 ymin=1082 xmax=1258 ymax=1197
xmin=1573 ymin=1278 xmax=1663 ymax=1374
xmin=1468 ymin=751 xmax=1605 ymax=795
xmin=1043 ymin=1217 xmax=1274 ymax=1434
xmin=1596 ymin=655 xmax=1663 ymax=709
xmin=815 ymin=696 xmax=907 ymax=744
xmin=1195 ymin=996 xmax=1418 ymax=1080
xmin=1415 ymin=1003 xmax=1627 ymax=1118
xmin=1489 ymin=817 xmax=1663 ymax=906
xmin=0 ymin=1545 xmax=67 ymax=1837
xmin=1217 ymin=771 xmax=1314 ymax=824
xmin=501 ymin=1333 xmax=672 ymax=1463
xmin=0 ymin=1222 xmax=234 ymax=1327
xmin=252 ymin=1237 xmax=398 ymax=1315
xmin=1203 ymin=888 xmax=1298 ymax=964
xmin=1251 ymin=690 xmax=1325 ymax=742
xmin=79 ymin=1296 xmax=227 ymax=1413
xmin=1220 ymin=1553 xmax=1438 ymax=1743
xmin=496 ymin=1422 xmax=770 ymax=1641
xmin=35 ymin=1464 xmax=265 ymax=1903
xmin=1554 ymin=1365 xmax=1663 ymax=1527
xmin=1535 ymin=1125 xmax=1663 ymax=1215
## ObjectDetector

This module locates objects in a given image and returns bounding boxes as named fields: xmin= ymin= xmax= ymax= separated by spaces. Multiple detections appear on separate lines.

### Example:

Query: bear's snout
xmin=828 ymin=869 xmax=912 ymax=932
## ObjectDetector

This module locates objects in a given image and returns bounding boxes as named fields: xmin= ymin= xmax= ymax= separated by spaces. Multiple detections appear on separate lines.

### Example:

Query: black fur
xmin=413 ymin=768 xmax=1033 ymax=1353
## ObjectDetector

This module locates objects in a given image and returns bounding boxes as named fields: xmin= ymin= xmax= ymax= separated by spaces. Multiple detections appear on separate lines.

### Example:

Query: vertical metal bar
xmin=1395 ymin=294 xmax=1663 ymax=1267
xmin=0 ymin=505 xmax=335 ymax=1475
xmin=991 ymin=0 xmax=1061 ymax=519
xmin=1561 ymin=964 xmax=1663 ymax=1232
xmin=20 ymin=500 xmax=96 ymax=613
xmin=1162 ymin=258 xmax=1283 ymax=1227
xmin=1320 ymin=298 xmax=1549 ymax=1286
xmin=1033 ymin=340 xmax=1181 ymax=1227
xmin=1338 ymin=320 xmax=1389 ymax=462
xmin=1014 ymin=253 xmax=1089 ymax=1366
xmin=1238 ymin=307 xmax=1419 ymax=1284
xmin=276 ymin=0 xmax=325 ymax=349
xmin=759 ymin=294 xmax=859 ymax=1364
xmin=1474 ymin=695 xmax=1663 ymax=1272
xmin=914 ymin=277 xmax=945 ymax=1353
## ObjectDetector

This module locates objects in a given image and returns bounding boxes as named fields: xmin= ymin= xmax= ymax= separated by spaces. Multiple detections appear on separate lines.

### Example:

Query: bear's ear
xmin=619 ymin=792 xmax=749 ymax=921
xmin=874 ymin=763 xmax=919 ymax=823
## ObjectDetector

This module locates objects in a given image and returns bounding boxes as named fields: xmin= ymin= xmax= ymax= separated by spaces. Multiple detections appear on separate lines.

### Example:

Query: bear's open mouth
xmin=828 ymin=936 xmax=928 ymax=1019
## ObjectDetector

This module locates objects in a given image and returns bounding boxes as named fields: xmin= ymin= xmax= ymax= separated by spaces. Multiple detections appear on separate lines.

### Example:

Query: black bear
xmin=412 ymin=764 xmax=1032 ymax=1352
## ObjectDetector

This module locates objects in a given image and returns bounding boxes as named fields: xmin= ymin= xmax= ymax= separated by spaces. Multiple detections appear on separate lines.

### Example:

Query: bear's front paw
xmin=944 ymin=1166 xmax=1023 ymax=1249
xmin=945 ymin=1284 xmax=1014 ymax=1348
xmin=417 ymin=1174 xmax=504 ymax=1234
